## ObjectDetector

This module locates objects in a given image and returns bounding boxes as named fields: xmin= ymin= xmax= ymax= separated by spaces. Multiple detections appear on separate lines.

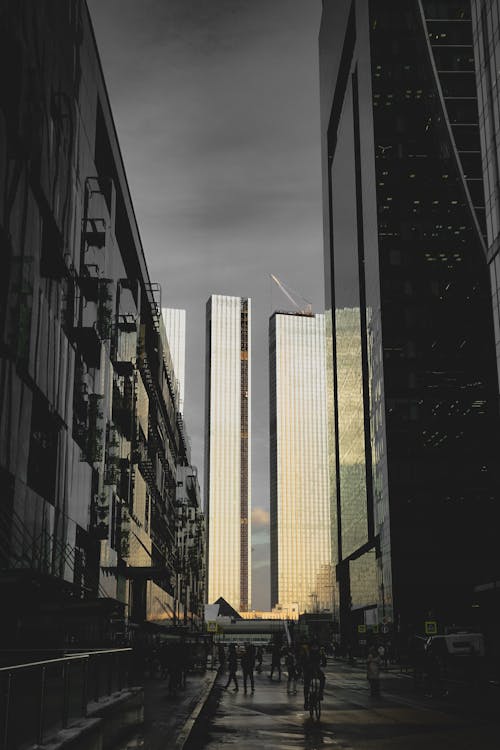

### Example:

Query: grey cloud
xmin=87 ymin=0 xmax=324 ymax=611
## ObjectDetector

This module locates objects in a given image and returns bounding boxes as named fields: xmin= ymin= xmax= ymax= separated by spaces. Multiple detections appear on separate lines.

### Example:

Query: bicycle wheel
xmin=314 ymin=697 xmax=321 ymax=721
xmin=309 ymin=695 xmax=315 ymax=720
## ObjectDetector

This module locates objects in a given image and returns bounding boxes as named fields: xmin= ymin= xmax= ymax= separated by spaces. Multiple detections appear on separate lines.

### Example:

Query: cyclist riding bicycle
xmin=303 ymin=639 xmax=326 ymax=709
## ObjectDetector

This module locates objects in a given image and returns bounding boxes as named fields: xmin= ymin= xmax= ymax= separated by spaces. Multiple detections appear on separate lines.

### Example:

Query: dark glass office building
xmin=320 ymin=0 xmax=500 ymax=644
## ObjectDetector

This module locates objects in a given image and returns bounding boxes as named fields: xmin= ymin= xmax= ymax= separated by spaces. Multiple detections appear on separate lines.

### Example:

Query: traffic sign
xmin=357 ymin=624 xmax=366 ymax=634
xmin=206 ymin=621 xmax=218 ymax=633
xmin=424 ymin=620 xmax=438 ymax=635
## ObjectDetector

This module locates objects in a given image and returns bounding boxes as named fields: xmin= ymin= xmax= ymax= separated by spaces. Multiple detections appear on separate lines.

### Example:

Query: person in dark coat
xmin=241 ymin=642 xmax=256 ymax=693
xmin=269 ymin=642 xmax=282 ymax=681
xmin=256 ymin=645 xmax=264 ymax=673
xmin=285 ymin=647 xmax=298 ymax=694
xmin=217 ymin=643 xmax=226 ymax=674
xmin=224 ymin=644 xmax=239 ymax=691
xmin=367 ymin=648 xmax=381 ymax=696
xmin=424 ymin=643 xmax=446 ymax=698
xmin=303 ymin=640 xmax=326 ymax=709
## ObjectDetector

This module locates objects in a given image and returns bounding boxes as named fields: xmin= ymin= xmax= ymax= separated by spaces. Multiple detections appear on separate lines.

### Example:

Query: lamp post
xmin=380 ymin=581 xmax=386 ymax=619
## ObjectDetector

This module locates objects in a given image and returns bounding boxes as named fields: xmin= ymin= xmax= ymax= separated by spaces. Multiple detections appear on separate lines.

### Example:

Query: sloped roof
xmin=213 ymin=597 xmax=243 ymax=620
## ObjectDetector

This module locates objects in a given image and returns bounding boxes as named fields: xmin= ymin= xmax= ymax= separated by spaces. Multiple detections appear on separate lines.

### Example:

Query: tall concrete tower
xmin=205 ymin=295 xmax=251 ymax=611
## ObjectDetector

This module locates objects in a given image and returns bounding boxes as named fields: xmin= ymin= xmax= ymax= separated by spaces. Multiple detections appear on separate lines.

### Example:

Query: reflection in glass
xmin=350 ymin=549 xmax=377 ymax=610
xmin=270 ymin=312 xmax=333 ymax=614
xmin=335 ymin=308 xmax=368 ymax=559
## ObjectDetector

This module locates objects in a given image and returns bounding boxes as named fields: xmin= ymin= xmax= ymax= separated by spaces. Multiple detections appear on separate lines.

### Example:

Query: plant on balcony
xmin=85 ymin=393 xmax=103 ymax=464
xmin=96 ymin=280 xmax=113 ymax=340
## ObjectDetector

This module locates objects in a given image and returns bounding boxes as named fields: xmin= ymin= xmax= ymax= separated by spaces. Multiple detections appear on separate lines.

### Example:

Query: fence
xmin=0 ymin=648 xmax=132 ymax=750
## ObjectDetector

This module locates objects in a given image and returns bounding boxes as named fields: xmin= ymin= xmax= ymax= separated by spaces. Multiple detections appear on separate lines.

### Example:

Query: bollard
xmin=94 ymin=656 xmax=100 ymax=703
xmin=108 ymin=653 xmax=113 ymax=696
xmin=2 ymin=672 xmax=12 ymax=750
xmin=37 ymin=666 xmax=47 ymax=745
xmin=62 ymin=661 xmax=70 ymax=729
xmin=82 ymin=658 xmax=89 ymax=717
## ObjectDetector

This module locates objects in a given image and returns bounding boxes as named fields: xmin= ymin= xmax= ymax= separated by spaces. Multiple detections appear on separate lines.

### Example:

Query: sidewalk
xmin=334 ymin=656 xmax=500 ymax=721
xmin=115 ymin=668 xmax=218 ymax=750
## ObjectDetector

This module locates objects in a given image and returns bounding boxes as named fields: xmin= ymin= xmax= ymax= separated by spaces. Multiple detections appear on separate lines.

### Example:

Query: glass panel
xmin=331 ymin=77 xmax=369 ymax=560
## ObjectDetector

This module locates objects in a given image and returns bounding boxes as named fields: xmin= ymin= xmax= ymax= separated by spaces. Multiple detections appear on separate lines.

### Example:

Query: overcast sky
xmin=88 ymin=0 xmax=324 ymax=609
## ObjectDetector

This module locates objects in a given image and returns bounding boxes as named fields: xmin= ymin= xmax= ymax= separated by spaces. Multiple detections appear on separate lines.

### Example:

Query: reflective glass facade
xmin=270 ymin=312 xmax=333 ymax=614
xmin=320 ymin=0 xmax=500 ymax=640
xmin=205 ymin=295 xmax=251 ymax=611
xmin=472 ymin=0 xmax=500 ymax=384
xmin=472 ymin=0 xmax=500 ymax=661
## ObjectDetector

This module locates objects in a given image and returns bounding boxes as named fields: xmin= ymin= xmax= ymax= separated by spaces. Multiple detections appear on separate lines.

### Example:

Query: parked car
xmin=426 ymin=632 xmax=484 ymax=657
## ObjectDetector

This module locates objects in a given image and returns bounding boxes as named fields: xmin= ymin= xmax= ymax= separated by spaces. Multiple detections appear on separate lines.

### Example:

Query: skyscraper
xmin=471 ymin=0 xmax=500 ymax=651
xmin=162 ymin=308 xmax=186 ymax=414
xmin=205 ymin=295 xmax=251 ymax=611
xmin=269 ymin=311 xmax=333 ymax=615
xmin=472 ymin=0 xmax=500 ymax=390
xmin=320 ymin=0 xmax=500 ymax=642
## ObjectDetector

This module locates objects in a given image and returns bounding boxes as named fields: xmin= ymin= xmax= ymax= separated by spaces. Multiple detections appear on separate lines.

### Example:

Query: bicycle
xmin=307 ymin=674 xmax=322 ymax=721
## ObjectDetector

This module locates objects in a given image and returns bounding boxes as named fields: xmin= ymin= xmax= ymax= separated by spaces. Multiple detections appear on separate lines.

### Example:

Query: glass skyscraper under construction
xmin=270 ymin=311 xmax=333 ymax=615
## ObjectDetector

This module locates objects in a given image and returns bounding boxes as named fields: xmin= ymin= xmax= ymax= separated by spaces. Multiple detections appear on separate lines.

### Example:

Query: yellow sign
xmin=357 ymin=624 xmax=366 ymax=634
xmin=425 ymin=620 xmax=438 ymax=635
xmin=206 ymin=621 xmax=218 ymax=633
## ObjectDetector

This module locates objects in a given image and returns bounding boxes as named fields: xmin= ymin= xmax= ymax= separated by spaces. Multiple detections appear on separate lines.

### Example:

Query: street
xmin=189 ymin=658 xmax=500 ymax=749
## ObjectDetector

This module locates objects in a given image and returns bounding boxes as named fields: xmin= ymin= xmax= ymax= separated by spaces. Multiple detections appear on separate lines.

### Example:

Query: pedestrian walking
xmin=178 ymin=636 xmax=188 ymax=689
xmin=256 ymin=645 xmax=263 ymax=673
xmin=269 ymin=641 xmax=282 ymax=681
xmin=285 ymin=647 xmax=297 ymax=694
xmin=296 ymin=642 xmax=307 ymax=680
xmin=241 ymin=642 xmax=256 ymax=693
xmin=168 ymin=643 xmax=182 ymax=696
xmin=424 ymin=643 xmax=446 ymax=698
xmin=224 ymin=644 xmax=239 ymax=691
xmin=377 ymin=643 xmax=387 ymax=670
xmin=217 ymin=643 xmax=226 ymax=674
xmin=367 ymin=648 xmax=381 ymax=697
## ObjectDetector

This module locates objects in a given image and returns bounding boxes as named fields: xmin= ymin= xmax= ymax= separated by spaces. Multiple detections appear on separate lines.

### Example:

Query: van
xmin=426 ymin=632 xmax=485 ymax=657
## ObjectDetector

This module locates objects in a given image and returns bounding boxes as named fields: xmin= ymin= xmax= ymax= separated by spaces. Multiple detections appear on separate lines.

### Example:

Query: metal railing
xmin=0 ymin=648 xmax=132 ymax=750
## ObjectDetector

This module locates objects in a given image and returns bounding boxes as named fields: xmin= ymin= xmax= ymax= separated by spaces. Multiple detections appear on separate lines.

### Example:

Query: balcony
xmin=40 ymin=210 xmax=67 ymax=279
xmin=82 ymin=177 xmax=115 ymax=252
xmin=83 ymin=217 xmax=106 ymax=249
xmin=78 ymin=263 xmax=100 ymax=302
xmin=71 ymin=323 xmax=101 ymax=369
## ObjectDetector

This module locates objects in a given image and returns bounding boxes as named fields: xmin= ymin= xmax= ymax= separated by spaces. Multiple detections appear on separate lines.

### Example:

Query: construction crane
xmin=270 ymin=273 xmax=313 ymax=315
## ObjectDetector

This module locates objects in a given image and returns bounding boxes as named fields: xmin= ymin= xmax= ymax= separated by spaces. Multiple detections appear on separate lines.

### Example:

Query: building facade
xmin=162 ymin=307 xmax=186 ymax=415
xmin=471 ymin=0 xmax=500 ymax=661
xmin=269 ymin=311 xmax=333 ymax=615
xmin=320 ymin=0 xmax=500 ymax=643
xmin=174 ymin=464 xmax=205 ymax=627
xmin=205 ymin=295 xmax=251 ymax=611
xmin=0 ymin=0 xmax=198 ymax=645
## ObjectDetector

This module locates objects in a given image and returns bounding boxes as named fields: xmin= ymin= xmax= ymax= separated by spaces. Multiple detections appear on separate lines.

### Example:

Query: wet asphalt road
xmin=190 ymin=658 xmax=500 ymax=749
